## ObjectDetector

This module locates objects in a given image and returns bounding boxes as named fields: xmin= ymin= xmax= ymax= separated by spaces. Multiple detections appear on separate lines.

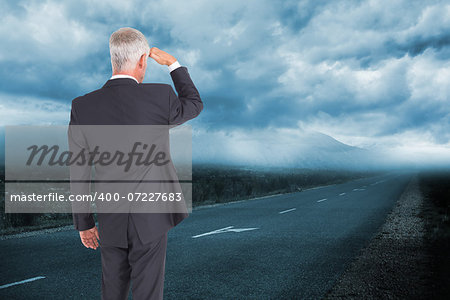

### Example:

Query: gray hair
xmin=109 ymin=27 xmax=150 ymax=72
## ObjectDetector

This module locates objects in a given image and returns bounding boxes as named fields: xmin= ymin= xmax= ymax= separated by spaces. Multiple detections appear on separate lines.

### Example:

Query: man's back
xmin=70 ymin=66 xmax=203 ymax=247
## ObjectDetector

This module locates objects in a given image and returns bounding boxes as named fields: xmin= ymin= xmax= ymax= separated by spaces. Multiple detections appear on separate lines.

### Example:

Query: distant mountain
xmin=191 ymin=128 xmax=386 ymax=170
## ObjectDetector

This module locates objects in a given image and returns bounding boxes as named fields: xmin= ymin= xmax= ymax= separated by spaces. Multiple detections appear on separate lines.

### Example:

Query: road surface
xmin=0 ymin=171 xmax=413 ymax=299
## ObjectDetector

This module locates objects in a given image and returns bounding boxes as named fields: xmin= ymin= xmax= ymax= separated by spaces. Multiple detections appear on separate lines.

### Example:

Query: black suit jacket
xmin=69 ymin=66 xmax=203 ymax=247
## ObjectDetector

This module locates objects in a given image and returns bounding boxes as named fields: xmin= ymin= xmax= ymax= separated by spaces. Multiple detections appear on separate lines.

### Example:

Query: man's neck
xmin=110 ymin=72 xmax=139 ymax=83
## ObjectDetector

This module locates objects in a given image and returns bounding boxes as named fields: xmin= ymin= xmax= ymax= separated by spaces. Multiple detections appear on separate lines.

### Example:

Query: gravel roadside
xmin=324 ymin=175 xmax=435 ymax=299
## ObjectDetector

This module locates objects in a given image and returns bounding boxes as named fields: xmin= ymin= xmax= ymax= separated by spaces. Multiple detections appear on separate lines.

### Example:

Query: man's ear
xmin=138 ymin=54 xmax=147 ymax=68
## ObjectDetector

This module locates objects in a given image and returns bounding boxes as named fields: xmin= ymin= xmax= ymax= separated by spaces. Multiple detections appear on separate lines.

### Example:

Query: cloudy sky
xmin=0 ymin=0 xmax=449 ymax=167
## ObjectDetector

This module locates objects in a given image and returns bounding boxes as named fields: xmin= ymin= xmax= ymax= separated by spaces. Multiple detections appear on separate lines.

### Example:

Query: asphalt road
xmin=0 ymin=171 xmax=413 ymax=299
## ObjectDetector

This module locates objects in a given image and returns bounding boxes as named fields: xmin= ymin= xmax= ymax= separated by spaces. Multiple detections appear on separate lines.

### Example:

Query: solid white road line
xmin=0 ymin=276 xmax=46 ymax=290
xmin=339 ymin=193 xmax=346 ymax=196
xmin=192 ymin=226 xmax=258 ymax=238
xmin=279 ymin=208 xmax=296 ymax=214
xmin=317 ymin=198 xmax=327 ymax=203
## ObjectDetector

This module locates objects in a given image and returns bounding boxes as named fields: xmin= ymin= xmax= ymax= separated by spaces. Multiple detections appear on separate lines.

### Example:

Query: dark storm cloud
xmin=0 ymin=0 xmax=449 ymax=159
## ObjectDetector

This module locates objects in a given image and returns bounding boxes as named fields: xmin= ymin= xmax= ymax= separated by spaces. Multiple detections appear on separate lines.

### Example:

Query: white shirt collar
xmin=110 ymin=74 xmax=139 ymax=83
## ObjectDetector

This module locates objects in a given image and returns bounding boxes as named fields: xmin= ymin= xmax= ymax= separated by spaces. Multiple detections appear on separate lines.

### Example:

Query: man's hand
xmin=79 ymin=226 xmax=100 ymax=250
xmin=149 ymin=47 xmax=177 ymax=66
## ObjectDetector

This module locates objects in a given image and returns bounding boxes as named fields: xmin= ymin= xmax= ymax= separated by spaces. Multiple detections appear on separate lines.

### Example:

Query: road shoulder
xmin=324 ymin=175 xmax=434 ymax=299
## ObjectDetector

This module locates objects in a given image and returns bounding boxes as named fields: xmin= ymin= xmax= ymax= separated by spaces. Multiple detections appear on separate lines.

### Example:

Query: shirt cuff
xmin=168 ymin=60 xmax=181 ymax=72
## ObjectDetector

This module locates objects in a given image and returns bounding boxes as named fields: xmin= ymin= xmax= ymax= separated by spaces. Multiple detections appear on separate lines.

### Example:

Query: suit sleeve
xmin=168 ymin=66 xmax=203 ymax=125
xmin=68 ymin=102 xmax=95 ymax=231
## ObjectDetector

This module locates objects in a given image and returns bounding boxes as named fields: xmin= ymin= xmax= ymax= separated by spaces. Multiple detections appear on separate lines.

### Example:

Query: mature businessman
xmin=69 ymin=27 xmax=203 ymax=299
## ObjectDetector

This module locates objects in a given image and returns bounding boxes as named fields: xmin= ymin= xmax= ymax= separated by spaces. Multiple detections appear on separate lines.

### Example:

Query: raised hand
xmin=149 ymin=47 xmax=177 ymax=66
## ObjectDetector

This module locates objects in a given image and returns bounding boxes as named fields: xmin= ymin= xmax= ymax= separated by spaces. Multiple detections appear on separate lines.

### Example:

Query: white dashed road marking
xmin=371 ymin=180 xmax=386 ymax=186
xmin=279 ymin=208 xmax=296 ymax=214
xmin=339 ymin=193 xmax=346 ymax=196
xmin=317 ymin=198 xmax=327 ymax=203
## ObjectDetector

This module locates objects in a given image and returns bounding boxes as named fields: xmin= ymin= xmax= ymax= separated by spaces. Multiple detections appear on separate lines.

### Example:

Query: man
xmin=68 ymin=27 xmax=203 ymax=299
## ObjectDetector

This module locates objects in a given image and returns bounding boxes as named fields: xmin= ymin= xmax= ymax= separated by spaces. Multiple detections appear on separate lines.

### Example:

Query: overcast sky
xmin=0 ymin=0 xmax=449 ymax=167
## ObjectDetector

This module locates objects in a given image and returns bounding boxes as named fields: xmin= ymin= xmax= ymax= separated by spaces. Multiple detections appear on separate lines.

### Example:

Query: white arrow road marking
xmin=317 ymin=198 xmax=327 ymax=203
xmin=0 ymin=276 xmax=46 ymax=289
xmin=339 ymin=193 xmax=346 ymax=196
xmin=279 ymin=208 xmax=296 ymax=214
xmin=192 ymin=226 xmax=233 ymax=238
xmin=192 ymin=226 xmax=259 ymax=238
xmin=227 ymin=228 xmax=259 ymax=233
